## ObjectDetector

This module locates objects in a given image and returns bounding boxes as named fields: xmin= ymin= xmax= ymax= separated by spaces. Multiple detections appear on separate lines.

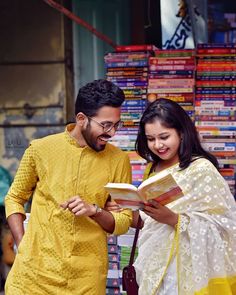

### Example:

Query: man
xmin=5 ymin=79 xmax=132 ymax=295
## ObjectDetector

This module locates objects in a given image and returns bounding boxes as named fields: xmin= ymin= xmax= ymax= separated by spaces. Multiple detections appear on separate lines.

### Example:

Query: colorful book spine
xmin=115 ymin=44 xmax=158 ymax=52
xmin=196 ymin=43 xmax=236 ymax=198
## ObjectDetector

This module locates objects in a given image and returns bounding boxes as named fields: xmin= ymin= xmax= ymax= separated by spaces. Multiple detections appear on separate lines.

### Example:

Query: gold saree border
xmin=195 ymin=276 xmax=236 ymax=295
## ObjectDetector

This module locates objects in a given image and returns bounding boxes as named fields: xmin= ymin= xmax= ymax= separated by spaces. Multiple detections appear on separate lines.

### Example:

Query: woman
xmin=107 ymin=98 xmax=236 ymax=294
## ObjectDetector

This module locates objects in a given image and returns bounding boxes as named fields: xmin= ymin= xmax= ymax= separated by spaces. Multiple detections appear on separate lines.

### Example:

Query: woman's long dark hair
xmin=135 ymin=98 xmax=219 ymax=170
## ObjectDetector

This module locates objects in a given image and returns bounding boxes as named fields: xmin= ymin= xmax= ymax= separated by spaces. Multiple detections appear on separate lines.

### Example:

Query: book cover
xmin=197 ymin=43 xmax=236 ymax=49
xmin=149 ymin=57 xmax=195 ymax=65
xmin=115 ymin=44 xmax=158 ymax=52
xmin=149 ymin=70 xmax=194 ymax=75
xmin=149 ymin=64 xmax=195 ymax=71
xmin=104 ymin=170 xmax=183 ymax=210
xmin=105 ymin=61 xmax=148 ymax=68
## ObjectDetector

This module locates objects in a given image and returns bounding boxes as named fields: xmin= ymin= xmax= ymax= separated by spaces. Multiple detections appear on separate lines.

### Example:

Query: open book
xmin=104 ymin=169 xmax=183 ymax=210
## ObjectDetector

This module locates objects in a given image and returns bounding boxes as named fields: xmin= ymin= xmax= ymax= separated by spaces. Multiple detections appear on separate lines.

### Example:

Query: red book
xmin=196 ymin=81 xmax=236 ymax=87
xmin=115 ymin=44 xmax=158 ymax=52
xmin=149 ymin=78 xmax=195 ymax=87
xmin=197 ymin=66 xmax=236 ymax=71
xmin=197 ymin=61 xmax=236 ymax=66
xmin=195 ymin=94 xmax=236 ymax=98
xmin=149 ymin=57 xmax=195 ymax=65
xmin=195 ymin=115 xmax=235 ymax=121
xmin=197 ymin=48 xmax=236 ymax=54
xmin=150 ymin=64 xmax=195 ymax=71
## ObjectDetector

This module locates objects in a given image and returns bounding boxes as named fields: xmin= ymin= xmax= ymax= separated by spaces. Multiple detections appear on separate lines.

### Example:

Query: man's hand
xmin=6 ymin=213 xmax=25 ymax=248
xmin=60 ymin=196 xmax=96 ymax=217
xmin=143 ymin=200 xmax=178 ymax=228
xmin=61 ymin=196 xmax=116 ymax=233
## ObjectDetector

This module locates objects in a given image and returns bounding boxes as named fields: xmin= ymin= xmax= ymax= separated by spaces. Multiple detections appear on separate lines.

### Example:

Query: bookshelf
xmin=195 ymin=43 xmax=236 ymax=196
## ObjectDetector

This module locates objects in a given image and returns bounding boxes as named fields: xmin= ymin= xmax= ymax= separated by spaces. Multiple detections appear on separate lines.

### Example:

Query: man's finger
xmin=67 ymin=196 xmax=79 ymax=204
xmin=71 ymin=205 xmax=83 ymax=213
xmin=60 ymin=196 xmax=81 ymax=209
xmin=60 ymin=201 xmax=69 ymax=209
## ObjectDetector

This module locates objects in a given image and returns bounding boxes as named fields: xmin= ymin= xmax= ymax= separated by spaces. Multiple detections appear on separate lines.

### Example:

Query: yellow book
xmin=104 ymin=170 xmax=183 ymax=210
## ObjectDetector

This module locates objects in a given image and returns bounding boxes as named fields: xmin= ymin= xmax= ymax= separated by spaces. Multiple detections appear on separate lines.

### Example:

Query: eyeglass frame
xmin=87 ymin=116 xmax=124 ymax=133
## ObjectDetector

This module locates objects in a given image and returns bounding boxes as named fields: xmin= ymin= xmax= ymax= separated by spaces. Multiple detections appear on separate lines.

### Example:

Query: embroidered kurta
xmin=134 ymin=158 xmax=236 ymax=295
xmin=5 ymin=125 xmax=132 ymax=295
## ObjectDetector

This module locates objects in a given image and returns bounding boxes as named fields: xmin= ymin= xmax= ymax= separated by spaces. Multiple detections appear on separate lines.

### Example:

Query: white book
xmin=105 ymin=170 xmax=183 ymax=210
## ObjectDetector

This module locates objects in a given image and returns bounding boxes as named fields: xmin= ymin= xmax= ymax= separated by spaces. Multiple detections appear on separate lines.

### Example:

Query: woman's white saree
xmin=134 ymin=158 xmax=236 ymax=295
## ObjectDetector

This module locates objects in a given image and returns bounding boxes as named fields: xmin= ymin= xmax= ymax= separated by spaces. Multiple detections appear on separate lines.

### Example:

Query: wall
xmin=0 ymin=0 xmax=73 ymax=176
xmin=72 ymin=0 xmax=131 ymax=93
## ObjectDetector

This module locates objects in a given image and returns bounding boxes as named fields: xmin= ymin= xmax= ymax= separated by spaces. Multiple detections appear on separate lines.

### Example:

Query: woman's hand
xmin=104 ymin=200 xmax=122 ymax=212
xmin=143 ymin=200 xmax=178 ymax=228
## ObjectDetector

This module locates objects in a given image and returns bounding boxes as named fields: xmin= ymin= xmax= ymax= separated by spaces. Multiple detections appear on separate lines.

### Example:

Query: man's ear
xmin=76 ymin=112 xmax=87 ymax=126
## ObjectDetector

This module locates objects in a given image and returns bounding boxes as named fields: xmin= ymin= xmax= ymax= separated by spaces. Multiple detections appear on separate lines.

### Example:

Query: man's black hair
xmin=75 ymin=79 xmax=125 ymax=116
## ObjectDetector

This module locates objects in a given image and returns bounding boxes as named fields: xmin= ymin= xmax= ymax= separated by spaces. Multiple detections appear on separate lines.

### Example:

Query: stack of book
xmin=147 ymin=49 xmax=196 ymax=120
xmin=108 ymin=128 xmax=138 ymax=151
xmin=104 ymin=45 xmax=157 ymax=156
xmin=104 ymin=45 xmax=156 ymax=129
xmin=125 ymin=151 xmax=147 ymax=187
xmin=106 ymin=236 xmax=121 ymax=294
xmin=118 ymin=227 xmax=138 ymax=293
xmin=104 ymin=45 xmax=158 ymax=294
xmin=106 ymin=228 xmax=138 ymax=295
xmin=195 ymin=43 xmax=236 ymax=197
xmin=105 ymin=45 xmax=156 ymax=185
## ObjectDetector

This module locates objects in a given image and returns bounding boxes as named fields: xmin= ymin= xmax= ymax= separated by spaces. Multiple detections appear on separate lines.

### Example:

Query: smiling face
xmin=145 ymin=119 xmax=181 ymax=167
xmin=79 ymin=106 xmax=121 ymax=152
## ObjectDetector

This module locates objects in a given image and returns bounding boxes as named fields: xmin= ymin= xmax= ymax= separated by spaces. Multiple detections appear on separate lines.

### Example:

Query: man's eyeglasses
xmin=87 ymin=116 xmax=124 ymax=133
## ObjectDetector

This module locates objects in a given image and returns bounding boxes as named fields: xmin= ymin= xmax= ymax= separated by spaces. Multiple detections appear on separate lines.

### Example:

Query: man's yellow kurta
xmin=5 ymin=125 xmax=132 ymax=295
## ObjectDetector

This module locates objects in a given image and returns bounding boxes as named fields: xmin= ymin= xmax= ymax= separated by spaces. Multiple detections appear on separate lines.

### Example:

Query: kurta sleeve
xmin=111 ymin=152 xmax=133 ymax=235
xmin=5 ymin=144 xmax=38 ymax=218
xmin=111 ymin=209 xmax=133 ymax=235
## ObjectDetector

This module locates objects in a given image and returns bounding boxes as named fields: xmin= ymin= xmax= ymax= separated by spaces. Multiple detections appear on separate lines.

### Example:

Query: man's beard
xmin=81 ymin=125 xmax=109 ymax=152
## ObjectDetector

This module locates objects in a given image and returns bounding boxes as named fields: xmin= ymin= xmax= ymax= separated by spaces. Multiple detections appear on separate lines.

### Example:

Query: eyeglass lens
xmin=103 ymin=121 xmax=123 ymax=132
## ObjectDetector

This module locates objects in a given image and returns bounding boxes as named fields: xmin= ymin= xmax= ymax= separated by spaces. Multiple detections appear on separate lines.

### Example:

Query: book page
xmin=138 ymin=168 xmax=169 ymax=190
xmin=105 ymin=183 xmax=137 ymax=190
xmin=109 ymin=192 xmax=144 ymax=210
xmin=138 ymin=173 xmax=183 ymax=205
xmin=104 ymin=184 xmax=145 ymax=210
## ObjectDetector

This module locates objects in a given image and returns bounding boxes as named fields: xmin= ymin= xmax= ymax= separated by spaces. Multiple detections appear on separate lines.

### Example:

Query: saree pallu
xmin=134 ymin=158 xmax=236 ymax=295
